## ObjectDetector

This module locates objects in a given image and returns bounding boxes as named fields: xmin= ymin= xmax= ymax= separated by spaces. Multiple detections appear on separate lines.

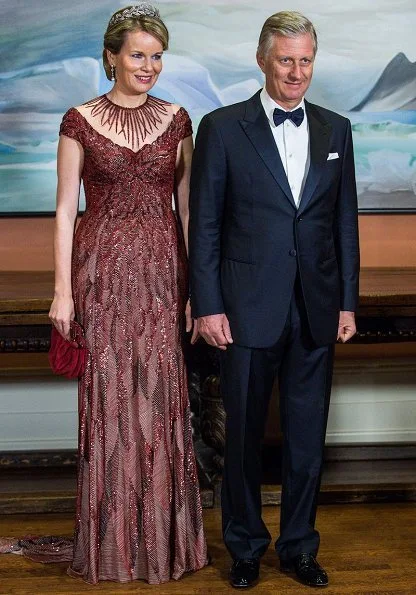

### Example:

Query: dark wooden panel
xmin=1 ymin=446 xmax=415 ymax=514
xmin=1 ymin=268 xmax=416 ymax=314
xmin=1 ymin=268 xmax=416 ymax=351
xmin=0 ymin=271 xmax=53 ymax=310
xmin=358 ymin=267 xmax=416 ymax=306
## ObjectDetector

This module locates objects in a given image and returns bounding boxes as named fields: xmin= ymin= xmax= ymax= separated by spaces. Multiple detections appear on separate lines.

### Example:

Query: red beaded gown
xmin=59 ymin=96 xmax=207 ymax=584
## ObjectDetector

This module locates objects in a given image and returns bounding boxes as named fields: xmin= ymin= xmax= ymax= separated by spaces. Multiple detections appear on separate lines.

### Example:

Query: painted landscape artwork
xmin=0 ymin=0 xmax=415 ymax=213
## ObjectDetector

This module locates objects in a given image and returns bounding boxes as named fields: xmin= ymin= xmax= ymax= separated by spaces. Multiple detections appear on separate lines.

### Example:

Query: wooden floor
xmin=0 ymin=504 xmax=415 ymax=594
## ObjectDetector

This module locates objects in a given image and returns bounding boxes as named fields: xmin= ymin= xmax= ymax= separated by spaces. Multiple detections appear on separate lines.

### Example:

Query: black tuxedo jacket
xmin=189 ymin=90 xmax=360 ymax=348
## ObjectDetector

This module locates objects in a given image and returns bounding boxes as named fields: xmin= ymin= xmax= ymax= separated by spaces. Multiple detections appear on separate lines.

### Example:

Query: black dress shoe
xmin=229 ymin=558 xmax=260 ymax=588
xmin=280 ymin=553 xmax=328 ymax=587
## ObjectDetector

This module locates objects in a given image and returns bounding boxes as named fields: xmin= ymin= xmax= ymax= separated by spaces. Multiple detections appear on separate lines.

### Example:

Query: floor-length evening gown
xmin=55 ymin=96 xmax=207 ymax=584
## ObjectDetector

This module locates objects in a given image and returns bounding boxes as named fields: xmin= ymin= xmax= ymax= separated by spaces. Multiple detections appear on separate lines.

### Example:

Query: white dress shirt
xmin=260 ymin=87 xmax=310 ymax=208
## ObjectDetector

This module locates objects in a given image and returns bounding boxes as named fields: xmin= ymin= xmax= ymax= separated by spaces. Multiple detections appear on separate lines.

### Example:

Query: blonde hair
xmin=257 ymin=11 xmax=317 ymax=57
xmin=103 ymin=5 xmax=169 ymax=80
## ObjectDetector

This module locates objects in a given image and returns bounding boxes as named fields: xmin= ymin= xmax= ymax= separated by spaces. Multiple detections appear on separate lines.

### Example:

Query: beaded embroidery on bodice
xmin=60 ymin=99 xmax=192 ymax=220
xmin=75 ymin=94 xmax=182 ymax=152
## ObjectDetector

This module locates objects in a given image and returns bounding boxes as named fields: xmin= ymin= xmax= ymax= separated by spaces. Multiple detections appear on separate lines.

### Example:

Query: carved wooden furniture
xmin=1 ymin=269 xmax=416 ymax=509
xmin=1 ymin=268 xmax=415 ymax=351
xmin=0 ymin=271 xmax=51 ymax=357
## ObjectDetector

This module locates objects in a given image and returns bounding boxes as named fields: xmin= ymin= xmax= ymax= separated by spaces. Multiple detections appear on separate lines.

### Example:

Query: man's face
xmin=257 ymin=33 xmax=315 ymax=110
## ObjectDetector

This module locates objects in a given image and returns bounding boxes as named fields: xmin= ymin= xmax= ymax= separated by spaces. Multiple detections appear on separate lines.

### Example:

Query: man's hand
xmin=185 ymin=299 xmax=200 ymax=344
xmin=337 ymin=311 xmax=356 ymax=343
xmin=197 ymin=313 xmax=233 ymax=350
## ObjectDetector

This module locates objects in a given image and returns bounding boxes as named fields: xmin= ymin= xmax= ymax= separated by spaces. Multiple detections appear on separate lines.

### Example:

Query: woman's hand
xmin=185 ymin=298 xmax=199 ymax=344
xmin=49 ymin=295 xmax=75 ymax=340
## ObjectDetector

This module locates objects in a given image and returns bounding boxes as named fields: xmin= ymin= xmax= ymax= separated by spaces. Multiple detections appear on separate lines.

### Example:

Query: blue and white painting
xmin=1 ymin=0 xmax=415 ymax=213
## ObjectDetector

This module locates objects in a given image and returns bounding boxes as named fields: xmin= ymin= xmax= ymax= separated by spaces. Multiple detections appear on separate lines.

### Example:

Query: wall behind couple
xmin=0 ymin=1 xmax=415 ymax=450
xmin=0 ymin=0 xmax=415 ymax=215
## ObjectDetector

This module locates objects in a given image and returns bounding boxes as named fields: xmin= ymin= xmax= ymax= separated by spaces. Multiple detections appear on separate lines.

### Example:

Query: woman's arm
xmin=174 ymin=134 xmax=193 ymax=255
xmin=174 ymin=133 xmax=195 ymax=338
xmin=48 ymin=135 xmax=84 ymax=339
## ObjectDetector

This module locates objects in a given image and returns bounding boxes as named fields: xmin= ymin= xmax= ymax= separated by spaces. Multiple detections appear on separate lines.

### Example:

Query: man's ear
xmin=256 ymin=51 xmax=265 ymax=74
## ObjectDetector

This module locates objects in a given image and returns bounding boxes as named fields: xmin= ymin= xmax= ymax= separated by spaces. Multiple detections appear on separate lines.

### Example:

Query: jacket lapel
xmin=239 ymin=91 xmax=296 ymax=209
xmin=298 ymin=101 xmax=332 ymax=213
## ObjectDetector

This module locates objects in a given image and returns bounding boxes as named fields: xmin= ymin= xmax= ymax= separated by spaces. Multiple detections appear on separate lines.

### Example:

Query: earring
xmin=110 ymin=65 xmax=116 ymax=81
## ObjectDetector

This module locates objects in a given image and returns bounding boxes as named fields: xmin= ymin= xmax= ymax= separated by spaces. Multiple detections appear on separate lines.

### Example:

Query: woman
xmin=48 ymin=3 xmax=208 ymax=584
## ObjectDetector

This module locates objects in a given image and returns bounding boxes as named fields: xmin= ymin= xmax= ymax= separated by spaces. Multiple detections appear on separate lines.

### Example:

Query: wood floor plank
xmin=0 ymin=504 xmax=415 ymax=594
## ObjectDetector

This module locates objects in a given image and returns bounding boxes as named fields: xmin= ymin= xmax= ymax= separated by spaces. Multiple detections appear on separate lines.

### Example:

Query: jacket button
xmin=289 ymin=249 xmax=297 ymax=257
xmin=297 ymin=216 xmax=303 ymax=222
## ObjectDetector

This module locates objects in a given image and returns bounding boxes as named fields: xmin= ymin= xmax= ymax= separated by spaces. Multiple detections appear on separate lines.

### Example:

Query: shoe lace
xmin=298 ymin=553 xmax=320 ymax=570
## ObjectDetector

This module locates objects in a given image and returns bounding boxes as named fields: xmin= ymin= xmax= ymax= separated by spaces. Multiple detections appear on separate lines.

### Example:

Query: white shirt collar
xmin=260 ymin=86 xmax=306 ymax=128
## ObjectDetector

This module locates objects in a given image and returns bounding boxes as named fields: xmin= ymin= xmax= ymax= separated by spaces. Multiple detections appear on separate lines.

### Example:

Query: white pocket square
xmin=327 ymin=152 xmax=339 ymax=160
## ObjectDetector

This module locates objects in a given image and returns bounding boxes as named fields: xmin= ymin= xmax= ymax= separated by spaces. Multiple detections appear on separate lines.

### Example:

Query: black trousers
xmin=219 ymin=282 xmax=334 ymax=562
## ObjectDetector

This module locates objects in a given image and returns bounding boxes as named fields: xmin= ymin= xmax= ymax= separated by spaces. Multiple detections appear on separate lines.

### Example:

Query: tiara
xmin=109 ymin=3 xmax=161 ymax=27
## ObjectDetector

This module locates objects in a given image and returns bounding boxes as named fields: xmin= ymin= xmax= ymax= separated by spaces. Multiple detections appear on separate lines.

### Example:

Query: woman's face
xmin=108 ymin=29 xmax=164 ymax=95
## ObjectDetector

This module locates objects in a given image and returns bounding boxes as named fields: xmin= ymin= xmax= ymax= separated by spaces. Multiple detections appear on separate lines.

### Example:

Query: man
xmin=189 ymin=11 xmax=359 ymax=589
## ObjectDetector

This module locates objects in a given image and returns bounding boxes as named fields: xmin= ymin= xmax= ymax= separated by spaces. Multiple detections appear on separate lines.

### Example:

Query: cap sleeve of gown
xmin=59 ymin=108 xmax=82 ymax=144
xmin=176 ymin=108 xmax=193 ymax=140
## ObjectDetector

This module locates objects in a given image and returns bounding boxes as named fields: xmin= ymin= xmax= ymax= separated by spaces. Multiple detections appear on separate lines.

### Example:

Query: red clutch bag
xmin=48 ymin=320 xmax=88 ymax=378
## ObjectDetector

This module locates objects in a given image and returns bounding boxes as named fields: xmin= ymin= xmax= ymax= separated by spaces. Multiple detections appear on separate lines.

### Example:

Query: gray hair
xmin=257 ymin=11 xmax=318 ymax=57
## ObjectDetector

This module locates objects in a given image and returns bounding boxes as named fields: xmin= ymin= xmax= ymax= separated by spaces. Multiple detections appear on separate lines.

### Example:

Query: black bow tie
xmin=273 ymin=107 xmax=304 ymax=127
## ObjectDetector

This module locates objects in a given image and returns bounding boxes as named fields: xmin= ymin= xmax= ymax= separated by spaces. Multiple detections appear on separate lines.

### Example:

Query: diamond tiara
xmin=109 ymin=3 xmax=161 ymax=27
